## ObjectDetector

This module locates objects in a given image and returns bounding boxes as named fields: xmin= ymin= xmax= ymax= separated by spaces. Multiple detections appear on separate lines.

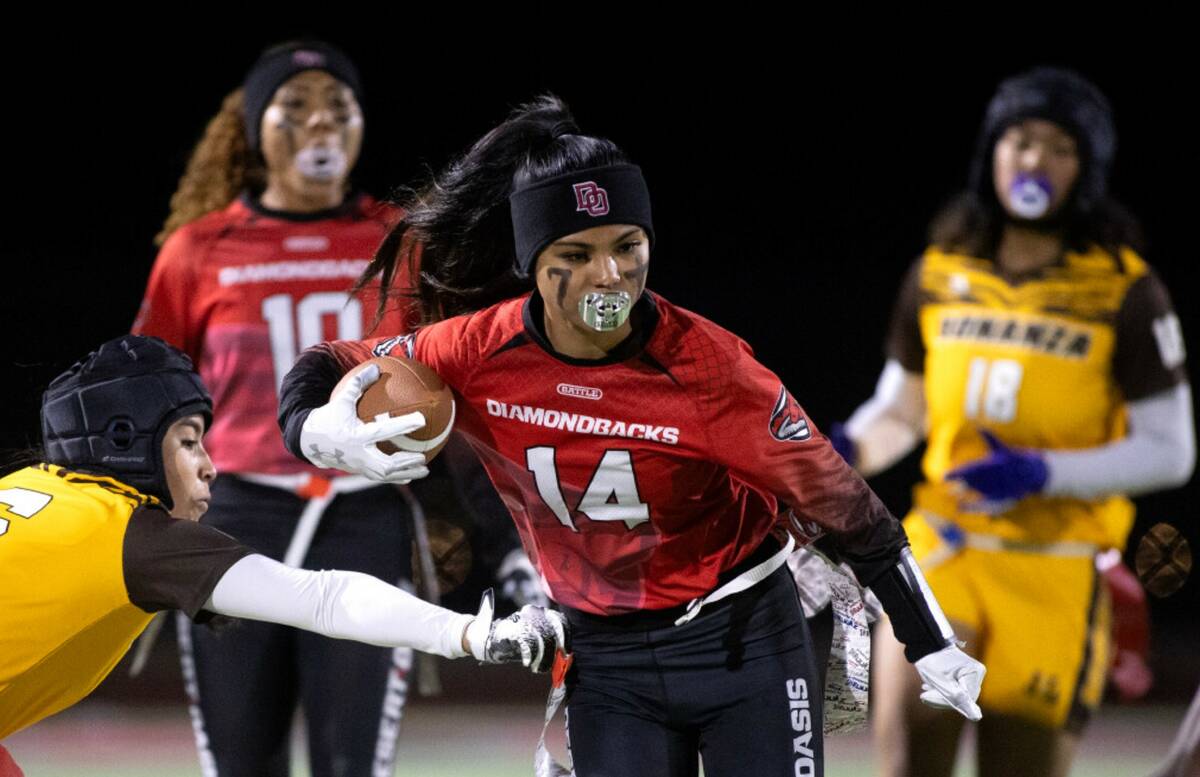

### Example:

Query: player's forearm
xmin=206 ymin=554 xmax=473 ymax=659
xmin=864 ymin=547 xmax=957 ymax=663
xmin=844 ymin=360 xmax=926 ymax=476
xmin=278 ymin=345 xmax=353 ymax=459
xmin=1044 ymin=383 xmax=1196 ymax=499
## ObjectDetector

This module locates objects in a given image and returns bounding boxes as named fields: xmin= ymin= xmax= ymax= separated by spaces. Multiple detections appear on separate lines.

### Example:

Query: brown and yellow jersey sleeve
xmin=123 ymin=506 xmax=252 ymax=619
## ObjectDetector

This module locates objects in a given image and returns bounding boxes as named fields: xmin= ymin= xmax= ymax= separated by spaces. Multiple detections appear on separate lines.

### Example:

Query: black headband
xmin=242 ymin=41 xmax=363 ymax=151
xmin=509 ymin=164 xmax=654 ymax=275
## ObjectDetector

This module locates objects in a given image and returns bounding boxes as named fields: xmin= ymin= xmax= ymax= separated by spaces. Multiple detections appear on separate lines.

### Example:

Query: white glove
xmin=914 ymin=645 xmax=986 ymax=721
xmin=463 ymin=589 xmax=569 ymax=673
xmin=300 ymin=363 xmax=431 ymax=483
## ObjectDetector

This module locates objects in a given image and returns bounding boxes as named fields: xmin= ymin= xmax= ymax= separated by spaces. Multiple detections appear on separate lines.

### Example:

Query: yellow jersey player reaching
xmin=0 ymin=336 xmax=568 ymax=773
xmin=827 ymin=68 xmax=1194 ymax=777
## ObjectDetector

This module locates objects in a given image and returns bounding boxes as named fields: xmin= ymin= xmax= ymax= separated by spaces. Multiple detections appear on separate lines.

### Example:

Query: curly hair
xmin=155 ymin=88 xmax=265 ymax=246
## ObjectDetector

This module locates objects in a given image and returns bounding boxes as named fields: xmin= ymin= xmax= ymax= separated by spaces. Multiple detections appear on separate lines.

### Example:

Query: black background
xmin=4 ymin=23 xmax=1195 ymax=697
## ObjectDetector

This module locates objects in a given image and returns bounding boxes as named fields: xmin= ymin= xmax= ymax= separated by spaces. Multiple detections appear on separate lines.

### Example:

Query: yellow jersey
xmin=887 ymin=245 xmax=1187 ymax=548
xmin=0 ymin=465 xmax=249 ymax=740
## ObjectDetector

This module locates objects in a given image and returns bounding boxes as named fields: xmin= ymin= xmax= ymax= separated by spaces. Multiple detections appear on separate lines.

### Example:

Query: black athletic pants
xmin=563 ymin=564 xmax=824 ymax=777
xmin=178 ymin=476 xmax=413 ymax=777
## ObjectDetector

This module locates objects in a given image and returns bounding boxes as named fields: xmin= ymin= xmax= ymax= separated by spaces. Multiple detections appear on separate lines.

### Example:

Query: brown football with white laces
xmin=331 ymin=355 xmax=455 ymax=462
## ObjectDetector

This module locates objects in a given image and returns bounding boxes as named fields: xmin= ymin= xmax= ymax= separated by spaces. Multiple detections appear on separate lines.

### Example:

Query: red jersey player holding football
xmin=277 ymin=96 xmax=984 ymax=777
xmin=132 ymin=41 xmax=479 ymax=777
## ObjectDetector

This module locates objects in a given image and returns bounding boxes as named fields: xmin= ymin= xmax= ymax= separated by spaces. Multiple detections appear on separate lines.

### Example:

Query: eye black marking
xmin=547 ymin=267 xmax=572 ymax=310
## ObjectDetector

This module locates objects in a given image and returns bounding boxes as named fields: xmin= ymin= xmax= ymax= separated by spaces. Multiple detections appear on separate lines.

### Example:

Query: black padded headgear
xmin=969 ymin=66 xmax=1116 ymax=217
xmin=41 ymin=336 xmax=212 ymax=509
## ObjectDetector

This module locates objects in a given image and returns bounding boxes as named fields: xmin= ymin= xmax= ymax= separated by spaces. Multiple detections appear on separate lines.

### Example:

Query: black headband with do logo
xmin=509 ymin=164 xmax=654 ymax=275
xmin=242 ymin=41 xmax=363 ymax=152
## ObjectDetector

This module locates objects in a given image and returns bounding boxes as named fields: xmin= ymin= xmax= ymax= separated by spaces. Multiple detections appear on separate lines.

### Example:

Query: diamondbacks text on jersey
xmin=286 ymin=291 xmax=904 ymax=615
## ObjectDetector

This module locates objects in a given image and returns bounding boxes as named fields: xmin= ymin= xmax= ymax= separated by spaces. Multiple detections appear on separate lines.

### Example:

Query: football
xmin=332 ymin=355 xmax=455 ymax=462
xmin=1135 ymin=522 xmax=1192 ymax=598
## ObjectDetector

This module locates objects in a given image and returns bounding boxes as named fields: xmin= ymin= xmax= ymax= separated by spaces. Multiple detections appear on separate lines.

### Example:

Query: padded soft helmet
xmin=969 ymin=66 xmax=1116 ymax=218
xmin=41 ymin=336 xmax=212 ymax=509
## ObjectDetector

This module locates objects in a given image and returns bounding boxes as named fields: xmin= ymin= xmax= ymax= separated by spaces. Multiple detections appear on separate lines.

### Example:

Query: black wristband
xmin=868 ymin=548 xmax=955 ymax=662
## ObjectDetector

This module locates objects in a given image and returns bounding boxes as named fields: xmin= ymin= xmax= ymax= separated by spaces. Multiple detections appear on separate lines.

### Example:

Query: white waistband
xmin=674 ymin=534 xmax=796 ymax=626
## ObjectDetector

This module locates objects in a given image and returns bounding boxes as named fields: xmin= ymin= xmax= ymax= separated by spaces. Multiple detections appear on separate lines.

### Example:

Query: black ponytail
xmin=355 ymin=94 xmax=629 ymax=326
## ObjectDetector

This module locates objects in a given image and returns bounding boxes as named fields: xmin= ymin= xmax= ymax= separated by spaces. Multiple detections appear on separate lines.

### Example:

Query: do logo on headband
xmin=573 ymin=181 xmax=610 ymax=217
xmin=292 ymin=50 xmax=327 ymax=68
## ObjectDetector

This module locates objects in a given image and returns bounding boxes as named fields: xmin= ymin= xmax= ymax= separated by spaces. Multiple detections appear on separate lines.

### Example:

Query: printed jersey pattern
xmin=891 ymin=245 xmax=1187 ymax=548
xmin=319 ymin=292 xmax=901 ymax=615
xmin=133 ymin=195 xmax=412 ymax=475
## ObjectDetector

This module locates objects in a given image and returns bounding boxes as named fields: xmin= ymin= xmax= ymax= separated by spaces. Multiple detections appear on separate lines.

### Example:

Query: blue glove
xmin=945 ymin=430 xmax=1047 ymax=508
xmin=827 ymin=422 xmax=858 ymax=467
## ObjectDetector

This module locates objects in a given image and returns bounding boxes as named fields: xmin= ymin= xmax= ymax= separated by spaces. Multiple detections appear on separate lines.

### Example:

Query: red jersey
xmin=311 ymin=292 xmax=901 ymax=615
xmin=134 ymin=195 xmax=412 ymax=475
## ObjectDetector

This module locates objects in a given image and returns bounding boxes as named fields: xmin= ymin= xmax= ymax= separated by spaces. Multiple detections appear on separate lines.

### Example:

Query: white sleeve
xmin=205 ymin=554 xmax=474 ymax=659
xmin=844 ymin=359 xmax=927 ymax=477
xmin=1044 ymin=382 xmax=1197 ymax=499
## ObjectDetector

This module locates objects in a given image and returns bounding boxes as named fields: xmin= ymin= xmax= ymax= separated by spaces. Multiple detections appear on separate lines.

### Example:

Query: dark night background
xmin=2 ymin=23 xmax=1195 ymax=701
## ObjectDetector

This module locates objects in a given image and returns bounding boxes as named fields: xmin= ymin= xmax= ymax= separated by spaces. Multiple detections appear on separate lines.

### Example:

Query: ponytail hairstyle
xmin=356 ymin=94 xmax=629 ymax=326
xmin=155 ymin=88 xmax=264 ymax=246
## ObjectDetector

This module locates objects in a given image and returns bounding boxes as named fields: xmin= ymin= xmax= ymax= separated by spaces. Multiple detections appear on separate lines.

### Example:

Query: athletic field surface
xmin=5 ymin=700 xmax=1182 ymax=776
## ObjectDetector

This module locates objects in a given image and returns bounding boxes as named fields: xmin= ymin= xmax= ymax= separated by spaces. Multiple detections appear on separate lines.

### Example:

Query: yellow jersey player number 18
xmin=829 ymin=68 xmax=1194 ymax=777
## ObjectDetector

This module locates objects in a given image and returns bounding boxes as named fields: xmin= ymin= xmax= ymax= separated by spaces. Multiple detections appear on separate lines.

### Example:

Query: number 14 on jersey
xmin=526 ymin=447 xmax=650 ymax=531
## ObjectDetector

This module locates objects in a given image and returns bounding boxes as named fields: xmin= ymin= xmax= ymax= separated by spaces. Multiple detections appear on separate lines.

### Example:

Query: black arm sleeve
xmin=867 ymin=551 xmax=956 ymax=662
xmin=122 ymin=506 xmax=254 ymax=619
xmin=818 ymin=525 xmax=955 ymax=663
xmin=278 ymin=346 xmax=348 ymax=460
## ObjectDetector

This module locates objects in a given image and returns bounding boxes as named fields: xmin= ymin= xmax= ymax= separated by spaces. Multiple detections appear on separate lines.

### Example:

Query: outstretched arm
xmin=207 ymin=553 xmax=474 ymax=657
xmin=1044 ymin=383 xmax=1195 ymax=498
xmin=840 ymin=359 xmax=927 ymax=476
xmin=207 ymin=554 xmax=567 ymax=671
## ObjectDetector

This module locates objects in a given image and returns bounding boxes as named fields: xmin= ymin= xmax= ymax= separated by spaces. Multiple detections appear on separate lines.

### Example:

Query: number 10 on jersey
xmin=263 ymin=292 xmax=362 ymax=395
xmin=526 ymin=447 xmax=650 ymax=531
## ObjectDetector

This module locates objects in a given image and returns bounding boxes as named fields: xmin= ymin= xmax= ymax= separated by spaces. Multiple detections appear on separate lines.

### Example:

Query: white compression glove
xmin=914 ymin=645 xmax=986 ymax=721
xmin=300 ymin=363 xmax=431 ymax=483
xmin=463 ymin=590 xmax=569 ymax=673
